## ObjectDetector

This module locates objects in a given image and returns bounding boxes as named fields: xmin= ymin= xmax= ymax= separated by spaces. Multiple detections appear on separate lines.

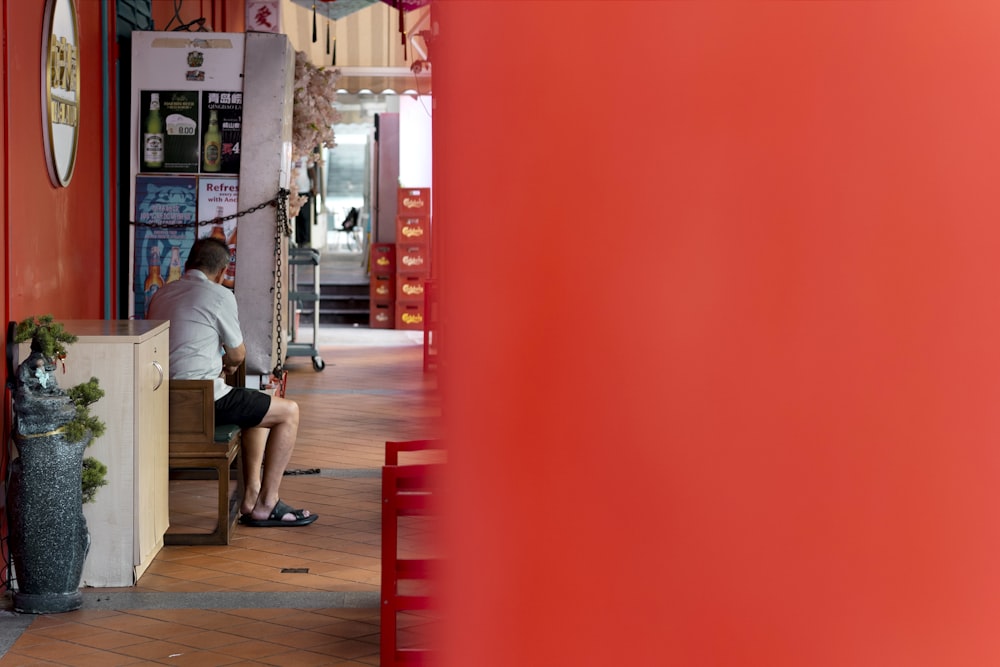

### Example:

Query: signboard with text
xmin=133 ymin=175 xmax=198 ymax=318
xmin=130 ymin=32 xmax=245 ymax=317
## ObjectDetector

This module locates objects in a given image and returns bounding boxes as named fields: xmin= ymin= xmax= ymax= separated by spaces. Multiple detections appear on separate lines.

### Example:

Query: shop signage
xmin=41 ymin=0 xmax=80 ymax=187
xmin=246 ymin=1 xmax=282 ymax=33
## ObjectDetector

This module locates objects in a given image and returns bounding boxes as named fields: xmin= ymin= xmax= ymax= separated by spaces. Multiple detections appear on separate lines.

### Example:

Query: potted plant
xmin=6 ymin=315 xmax=107 ymax=614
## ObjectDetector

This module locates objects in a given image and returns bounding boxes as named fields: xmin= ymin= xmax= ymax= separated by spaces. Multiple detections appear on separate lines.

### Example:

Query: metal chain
xmin=131 ymin=193 xmax=281 ymax=229
xmin=273 ymin=188 xmax=291 ymax=376
xmin=133 ymin=188 xmax=293 ymax=379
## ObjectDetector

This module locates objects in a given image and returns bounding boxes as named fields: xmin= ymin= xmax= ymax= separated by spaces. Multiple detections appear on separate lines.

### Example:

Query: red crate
xmin=370 ymin=274 xmax=394 ymax=303
xmin=370 ymin=301 xmax=395 ymax=329
xmin=397 ymin=187 xmax=430 ymax=217
xmin=396 ymin=274 xmax=427 ymax=303
xmin=395 ymin=302 xmax=425 ymax=330
xmin=397 ymin=243 xmax=430 ymax=276
xmin=371 ymin=243 xmax=396 ymax=274
xmin=396 ymin=215 xmax=430 ymax=244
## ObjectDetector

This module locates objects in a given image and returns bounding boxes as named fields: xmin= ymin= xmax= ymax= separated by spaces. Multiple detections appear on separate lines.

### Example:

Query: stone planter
xmin=6 ymin=350 xmax=91 ymax=614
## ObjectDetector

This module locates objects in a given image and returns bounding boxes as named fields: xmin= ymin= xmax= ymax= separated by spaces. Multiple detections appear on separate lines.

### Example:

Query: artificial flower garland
xmin=289 ymin=50 xmax=341 ymax=218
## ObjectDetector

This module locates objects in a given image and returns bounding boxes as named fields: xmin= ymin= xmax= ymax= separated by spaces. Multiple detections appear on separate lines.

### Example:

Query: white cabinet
xmin=56 ymin=320 xmax=170 ymax=587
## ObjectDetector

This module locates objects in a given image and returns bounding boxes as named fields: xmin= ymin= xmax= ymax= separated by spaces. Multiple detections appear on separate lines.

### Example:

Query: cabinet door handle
xmin=152 ymin=360 xmax=164 ymax=391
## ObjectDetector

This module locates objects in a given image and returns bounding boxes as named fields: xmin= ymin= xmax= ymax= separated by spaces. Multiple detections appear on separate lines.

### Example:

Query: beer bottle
xmin=223 ymin=227 xmax=238 ymax=289
xmin=203 ymin=109 xmax=222 ymax=172
xmin=208 ymin=206 xmax=227 ymax=241
xmin=143 ymin=244 xmax=165 ymax=296
xmin=143 ymin=93 xmax=164 ymax=169
xmin=166 ymin=246 xmax=183 ymax=283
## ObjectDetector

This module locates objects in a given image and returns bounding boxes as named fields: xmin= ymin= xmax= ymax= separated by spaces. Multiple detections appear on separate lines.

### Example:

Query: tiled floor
xmin=0 ymin=281 xmax=443 ymax=666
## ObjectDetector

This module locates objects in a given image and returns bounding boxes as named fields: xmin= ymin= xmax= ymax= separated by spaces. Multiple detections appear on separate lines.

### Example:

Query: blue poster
xmin=134 ymin=175 xmax=198 ymax=318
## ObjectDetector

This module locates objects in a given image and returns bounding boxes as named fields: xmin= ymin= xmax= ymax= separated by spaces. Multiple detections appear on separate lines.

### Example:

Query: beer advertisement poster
xmin=139 ymin=90 xmax=200 ymax=173
xmin=198 ymin=176 xmax=240 ymax=289
xmin=201 ymin=91 xmax=243 ymax=174
xmin=134 ymin=175 xmax=198 ymax=318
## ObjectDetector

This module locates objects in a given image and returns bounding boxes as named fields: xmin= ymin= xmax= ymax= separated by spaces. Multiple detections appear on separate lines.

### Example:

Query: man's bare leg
xmin=240 ymin=426 xmax=267 ymax=515
xmin=243 ymin=396 xmax=311 ymax=522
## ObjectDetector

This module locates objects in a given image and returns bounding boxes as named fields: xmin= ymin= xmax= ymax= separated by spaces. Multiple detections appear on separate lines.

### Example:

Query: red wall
xmin=1 ymin=0 xmax=112 ymax=583
xmin=5 ymin=1 xmax=110 ymax=322
xmin=436 ymin=2 xmax=1000 ymax=665
xmin=151 ymin=0 xmax=245 ymax=32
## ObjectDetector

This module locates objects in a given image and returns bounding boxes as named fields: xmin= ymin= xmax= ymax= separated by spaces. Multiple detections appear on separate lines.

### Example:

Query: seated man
xmin=148 ymin=238 xmax=317 ymax=527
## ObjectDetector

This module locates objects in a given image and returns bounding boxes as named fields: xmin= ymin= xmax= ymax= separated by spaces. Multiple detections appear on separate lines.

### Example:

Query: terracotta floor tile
xmin=257 ymin=650 xmax=344 ymax=667
xmin=141 ymin=649 xmax=245 ymax=666
xmin=8 ymin=641 xmax=109 ymax=664
xmin=205 ymin=639 xmax=291 ymax=661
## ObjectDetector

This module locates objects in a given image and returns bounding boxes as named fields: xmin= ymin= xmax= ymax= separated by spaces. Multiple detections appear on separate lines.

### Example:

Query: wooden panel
xmin=168 ymin=381 xmax=214 ymax=442
xmin=60 ymin=340 xmax=137 ymax=587
xmin=38 ymin=320 xmax=170 ymax=587
xmin=134 ymin=329 xmax=169 ymax=578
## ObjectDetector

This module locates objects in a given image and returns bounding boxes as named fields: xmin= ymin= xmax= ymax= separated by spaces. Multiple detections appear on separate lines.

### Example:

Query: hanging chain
xmin=273 ymin=188 xmax=292 ymax=377
xmin=133 ymin=188 xmax=293 ymax=380
xmin=130 ymin=193 xmax=281 ymax=229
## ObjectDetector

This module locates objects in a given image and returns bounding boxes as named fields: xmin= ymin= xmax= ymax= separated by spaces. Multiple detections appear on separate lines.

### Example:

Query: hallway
xmin=0 ymin=323 xmax=442 ymax=665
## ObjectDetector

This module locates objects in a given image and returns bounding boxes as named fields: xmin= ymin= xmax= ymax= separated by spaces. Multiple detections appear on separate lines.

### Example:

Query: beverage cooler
xmin=129 ymin=31 xmax=295 ymax=381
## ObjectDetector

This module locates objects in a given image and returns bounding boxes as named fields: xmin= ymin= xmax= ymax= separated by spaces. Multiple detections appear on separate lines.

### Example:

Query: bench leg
xmin=165 ymin=449 xmax=241 ymax=546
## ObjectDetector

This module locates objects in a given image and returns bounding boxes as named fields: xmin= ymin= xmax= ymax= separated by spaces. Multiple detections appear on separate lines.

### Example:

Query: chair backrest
xmin=168 ymin=380 xmax=215 ymax=443
xmin=385 ymin=439 xmax=443 ymax=466
xmin=341 ymin=207 xmax=359 ymax=231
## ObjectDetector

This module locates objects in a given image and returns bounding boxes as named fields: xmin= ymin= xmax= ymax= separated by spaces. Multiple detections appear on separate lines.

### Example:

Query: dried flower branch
xmin=290 ymin=51 xmax=341 ymax=218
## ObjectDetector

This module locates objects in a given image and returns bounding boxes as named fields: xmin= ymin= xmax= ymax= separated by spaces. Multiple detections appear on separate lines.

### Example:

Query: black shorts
xmin=215 ymin=387 xmax=271 ymax=428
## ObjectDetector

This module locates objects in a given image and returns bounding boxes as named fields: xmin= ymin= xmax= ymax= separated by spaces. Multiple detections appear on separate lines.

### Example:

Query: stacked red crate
xmin=396 ymin=243 xmax=429 ymax=330
xmin=369 ymin=243 xmax=395 ymax=329
xmin=397 ymin=187 xmax=430 ymax=218
xmin=395 ymin=188 xmax=431 ymax=330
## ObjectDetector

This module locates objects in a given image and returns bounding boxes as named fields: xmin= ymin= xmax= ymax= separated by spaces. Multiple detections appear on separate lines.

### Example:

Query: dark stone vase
xmin=6 ymin=350 xmax=91 ymax=614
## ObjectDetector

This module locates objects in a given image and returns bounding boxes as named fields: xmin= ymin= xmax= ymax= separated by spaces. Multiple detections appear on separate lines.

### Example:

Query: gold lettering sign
xmin=41 ymin=0 xmax=81 ymax=187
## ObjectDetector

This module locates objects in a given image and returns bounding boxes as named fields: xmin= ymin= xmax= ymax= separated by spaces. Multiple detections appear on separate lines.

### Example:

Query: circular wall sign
xmin=41 ymin=0 xmax=80 ymax=187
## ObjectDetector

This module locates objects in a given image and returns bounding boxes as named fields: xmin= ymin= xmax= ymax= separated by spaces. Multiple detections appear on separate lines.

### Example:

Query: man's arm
xmin=222 ymin=342 xmax=246 ymax=376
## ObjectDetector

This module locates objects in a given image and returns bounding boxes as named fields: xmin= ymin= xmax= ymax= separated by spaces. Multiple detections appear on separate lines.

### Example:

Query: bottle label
xmin=143 ymin=134 xmax=164 ymax=165
xmin=205 ymin=144 xmax=220 ymax=165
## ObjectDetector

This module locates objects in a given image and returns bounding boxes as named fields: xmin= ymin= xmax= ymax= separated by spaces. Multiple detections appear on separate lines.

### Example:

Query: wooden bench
xmin=164 ymin=379 xmax=242 ymax=546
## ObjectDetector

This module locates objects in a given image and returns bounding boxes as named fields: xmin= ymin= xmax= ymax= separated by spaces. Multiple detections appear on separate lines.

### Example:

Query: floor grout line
xmin=78 ymin=591 xmax=380 ymax=611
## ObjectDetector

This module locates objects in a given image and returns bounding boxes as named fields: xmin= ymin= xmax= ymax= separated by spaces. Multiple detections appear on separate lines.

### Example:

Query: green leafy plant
xmin=81 ymin=457 xmax=108 ymax=504
xmin=14 ymin=314 xmax=77 ymax=359
xmin=14 ymin=315 xmax=108 ymax=503
xmin=66 ymin=378 xmax=106 ymax=442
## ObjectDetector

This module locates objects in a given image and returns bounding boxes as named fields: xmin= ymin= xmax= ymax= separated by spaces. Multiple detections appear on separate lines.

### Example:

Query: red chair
xmin=381 ymin=440 xmax=444 ymax=666
xmin=385 ymin=439 xmax=441 ymax=466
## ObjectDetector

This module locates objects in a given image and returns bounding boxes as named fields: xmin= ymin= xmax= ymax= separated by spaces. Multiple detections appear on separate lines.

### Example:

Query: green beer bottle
xmin=143 ymin=93 xmax=164 ymax=169
xmin=203 ymin=109 xmax=222 ymax=172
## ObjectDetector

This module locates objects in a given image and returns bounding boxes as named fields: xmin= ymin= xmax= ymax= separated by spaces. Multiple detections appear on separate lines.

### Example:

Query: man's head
xmin=184 ymin=238 xmax=230 ymax=281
